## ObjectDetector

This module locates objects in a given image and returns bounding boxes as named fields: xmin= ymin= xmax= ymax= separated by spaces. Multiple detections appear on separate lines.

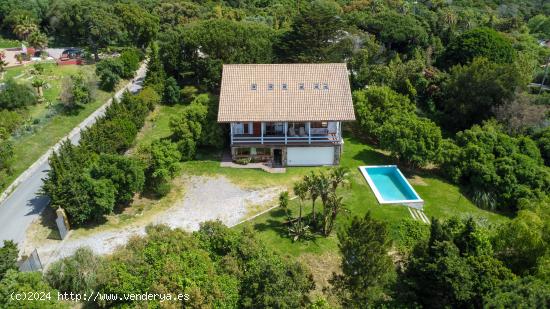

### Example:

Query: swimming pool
xmin=359 ymin=165 xmax=424 ymax=208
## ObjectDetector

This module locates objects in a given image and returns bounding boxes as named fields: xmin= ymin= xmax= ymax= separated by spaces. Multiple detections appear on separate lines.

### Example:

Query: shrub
xmin=234 ymin=158 xmax=251 ymax=165
xmin=439 ymin=28 xmax=516 ymax=68
xmin=162 ymin=76 xmax=180 ymax=105
xmin=0 ymin=240 xmax=18 ymax=281
xmin=118 ymin=49 xmax=140 ymax=78
xmin=353 ymin=85 xmax=415 ymax=142
xmin=97 ymin=69 xmax=120 ymax=91
xmin=180 ymin=85 xmax=198 ymax=104
xmin=0 ymin=110 xmax=23 ymax=135
xmin=440 ymin=122 xmax=550 ymax=212
xmin=0 ymin=139 xmax=14 ymax=172
xmin=80 ymin=117 xmax=138 ymax=154
xmin=60 ymin=74 xmax=94 ymax=112
xmin=139 ymin=139 xmax=181 ymax=196
xmin=91 ymin=154 xmax=145 ymax=205
xmin=45 ymin=247 xmax=102 ymax=296
xmin=377 ymin=113 xmax=442 ymax=168
xmin=0 ymin=79 xmax=36 ymax=110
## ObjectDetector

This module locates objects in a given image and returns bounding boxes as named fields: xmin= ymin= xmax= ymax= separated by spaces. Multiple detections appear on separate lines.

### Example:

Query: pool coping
xmin=358 ymin=165 xmax=424 ymax=208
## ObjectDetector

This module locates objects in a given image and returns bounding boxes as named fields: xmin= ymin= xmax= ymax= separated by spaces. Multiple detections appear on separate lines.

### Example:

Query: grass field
xmin=196 ymin=137 xmax=510 ymax=253
xmin=178 ymin=133 xmax=511 ymax=297
xmin=119 ymin=102 xmax=510 ymax=256
xmin=1 ymin=63 xmax=124 ymax=192
xmin=132 ymin=104 xmax=188 ymax=149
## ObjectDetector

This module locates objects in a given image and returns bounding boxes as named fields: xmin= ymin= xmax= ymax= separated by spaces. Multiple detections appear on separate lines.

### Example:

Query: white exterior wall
xmin=287 ymin=147 xmax=335 ymax=166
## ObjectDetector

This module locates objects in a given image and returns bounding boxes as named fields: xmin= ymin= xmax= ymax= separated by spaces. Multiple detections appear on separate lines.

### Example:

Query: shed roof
xmin=217 ymin=63 xmax=355 ymax=122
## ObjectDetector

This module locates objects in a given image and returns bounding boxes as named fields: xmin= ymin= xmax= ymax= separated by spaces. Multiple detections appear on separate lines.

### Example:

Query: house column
xmin=230 ymin=123 xmax=233 ymax=145
xmin=284 ymin=122 xmax=288 ymax=144
xmin=308 ymin=122 xmax=311 ymax=144
xmin=261 ymin=122 xmax=264 ymax=144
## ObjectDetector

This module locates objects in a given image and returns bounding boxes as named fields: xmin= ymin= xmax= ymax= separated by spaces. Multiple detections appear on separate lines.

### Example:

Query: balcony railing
xmin=230 ymin=121 xmax=342 ymax=145
xmin=232 ymin=134 xmax=340 ymax=145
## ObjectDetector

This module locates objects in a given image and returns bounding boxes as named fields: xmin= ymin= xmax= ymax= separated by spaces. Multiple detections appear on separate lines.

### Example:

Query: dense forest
xmin=0 ymin=0 xmax=549 ymax=308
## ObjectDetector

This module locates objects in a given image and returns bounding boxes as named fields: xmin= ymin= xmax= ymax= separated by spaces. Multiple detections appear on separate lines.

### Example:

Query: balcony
xmin=230 ymin=121 xmax=342 ymax=145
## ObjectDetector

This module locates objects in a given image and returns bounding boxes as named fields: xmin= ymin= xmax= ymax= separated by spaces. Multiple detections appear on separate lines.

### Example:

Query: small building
xmin=56 ymin=48 xmax=83 ymax=65
xmin=218 ymin=63 xmax=355 ymax=167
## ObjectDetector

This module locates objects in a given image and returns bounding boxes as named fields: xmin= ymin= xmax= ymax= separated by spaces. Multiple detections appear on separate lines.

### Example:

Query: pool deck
xmin=358 ymin=165 xmax=424 ymax=210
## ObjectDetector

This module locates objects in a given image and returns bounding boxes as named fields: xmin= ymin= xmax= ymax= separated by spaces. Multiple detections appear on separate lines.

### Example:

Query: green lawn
xmin=129 ymin=108 xmax=509 ymax=256
xmin=175 ymin=135 xmax=510 ymax=254
xmin=177 ymin=135 xmax=511 ymax=295
xmin=132 ymin=104 xmax=188 ymax=149
xmin=1 ymin=63 xmax=125 ymax=192
xmin=218 ymin=137 xmax=508 ymax=257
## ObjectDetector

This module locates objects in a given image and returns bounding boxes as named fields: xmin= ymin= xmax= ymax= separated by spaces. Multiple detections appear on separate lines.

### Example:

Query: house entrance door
xmin=273 ymin=149 xmax=283 ymax=167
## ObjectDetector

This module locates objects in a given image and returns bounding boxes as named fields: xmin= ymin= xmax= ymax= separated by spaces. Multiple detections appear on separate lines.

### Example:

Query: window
xmin=251 ymin=83 xmax=257 ymax=90
xmin=299 ymin=83 xmax=305 ymax=90
xmin=323 ymin=83 xmax=329 ymax=90
xmin=268 ymin=83 xmax=274 ymax=91
xmin=314 ymin=83 xmax=320 ymax=90
xmin=243 ymin=122 xmax=251 ymax=134
xmin=282 ymin=83 xmax=288 ymax=90
xmin=255 ymin=148 xmax=271 ymax=155
xmin=311 ymin=122 xmax=328 ymax=128
xmin=234 ymin=148 xmax=251 ymax=156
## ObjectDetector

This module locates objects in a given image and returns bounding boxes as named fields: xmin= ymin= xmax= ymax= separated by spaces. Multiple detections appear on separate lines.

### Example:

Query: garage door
xmin=287 ymin=147 xmax=335 ymax=166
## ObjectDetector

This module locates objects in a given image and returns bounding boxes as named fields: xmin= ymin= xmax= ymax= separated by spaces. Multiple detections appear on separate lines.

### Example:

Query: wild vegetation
xmin=0 ymin=0 xmax=549 ymax=307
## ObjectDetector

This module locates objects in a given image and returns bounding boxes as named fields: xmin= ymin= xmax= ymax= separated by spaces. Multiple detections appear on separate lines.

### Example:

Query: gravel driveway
xmin=34 ymin=176 xmax=282 ymax=266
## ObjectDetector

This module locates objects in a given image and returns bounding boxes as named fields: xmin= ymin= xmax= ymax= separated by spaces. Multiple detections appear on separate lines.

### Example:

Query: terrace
xmin=230 ymin=121 xmax=343 ymax=145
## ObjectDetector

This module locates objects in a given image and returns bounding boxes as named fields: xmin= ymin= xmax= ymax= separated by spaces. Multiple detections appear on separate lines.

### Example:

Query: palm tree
xmin=27 ymin=31 xmax=48 ymax=51
xmin=278 ymin=191 xmax=291 ymax=221
xmin=32 ymin=78 xmax=46 ymax=99
xmin=13 ymin=19 xmax=38 ymax=41
xmin=440 ymin=9 xmax=458 ymax=30
xmin=304 ymin=172 xmax=320 ymax=225
xmin=0 ymin=59 xmax=7 ymax=79
xmin=323 ymin=193 xmax=347 ymax=236
xmin=330 ymin=167 xmax=350 ymax=192
xmin=293 ymin=181 xmax=308 ymax=233
xmin=315 ymin=172 xmax=332 ymax=233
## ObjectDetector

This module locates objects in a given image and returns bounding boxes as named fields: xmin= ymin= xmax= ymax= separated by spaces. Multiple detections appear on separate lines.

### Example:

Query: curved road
xmin=0 ymin=63 xmax=147 ymax=247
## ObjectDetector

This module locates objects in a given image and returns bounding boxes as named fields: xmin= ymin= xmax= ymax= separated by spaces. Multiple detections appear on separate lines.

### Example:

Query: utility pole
xmin=540 ymin=56 xmax=550 ymax=94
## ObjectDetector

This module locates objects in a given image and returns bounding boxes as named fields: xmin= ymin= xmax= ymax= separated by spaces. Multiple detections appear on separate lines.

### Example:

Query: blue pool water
xmin=364 ymin=166 xmax=420 ymax=201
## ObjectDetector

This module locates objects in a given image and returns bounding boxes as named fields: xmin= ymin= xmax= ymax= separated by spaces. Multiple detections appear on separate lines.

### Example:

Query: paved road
xmin=0 ymin=63 xmax=147 ymax=247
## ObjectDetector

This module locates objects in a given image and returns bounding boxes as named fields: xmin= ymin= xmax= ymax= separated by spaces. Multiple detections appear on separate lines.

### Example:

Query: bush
xmin=60 ymin=74 xmax=94 ymax=112
xmin=0 ymin=79 xmax=36 ymax=110
xmin=0 ymin=139 xmax=14 ymax=172
xmin=234 ymin=158 xmax=251 ymax=165
xmin=440 ymin=122 xmax=550 ymax=212
xmin=180 ymin=85 xmax=198 ymax=104
xmin=97 ymin=69 xmax=120 ymax=91
xmin=439 ymin=28 xmax=516 ymax=68
xmin=45 ymin=247 xmax=102 ymax=296
xmin=353 ymin=86 xmax=441 ymax=167
xmin=91 ymin=154 xmax=145 ymax=205
xmin=353 ymin=86 xmax=415 ymax=142
xmin=0 ymin=240 xmax=18 ymax=281
xmin=43 ymin=89 xmax=154 ymax=226
xmin=377 ymin=113 xmax=442 ymax=168
xmin=118 ymin=49 xmax=140 ymax=78
xmin=140 ymin=139 xmax=181 ymax=196
xmin=0 ymin=110 xmax=23 ymax=135
xmin=80 ymin=117 xmax=138 ymax=154
xmin=162 ymin=76 xmax=180 ymax=105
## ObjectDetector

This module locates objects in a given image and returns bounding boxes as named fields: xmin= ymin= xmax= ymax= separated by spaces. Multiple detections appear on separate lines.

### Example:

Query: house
xmin=217 ymin=63 xmax=355 ymax=167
